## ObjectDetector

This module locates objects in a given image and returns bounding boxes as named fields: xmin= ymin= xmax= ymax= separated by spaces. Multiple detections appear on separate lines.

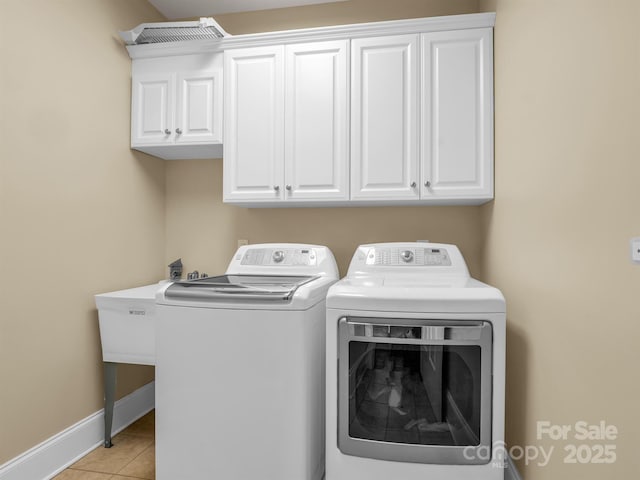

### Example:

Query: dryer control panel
xmin=347 ymin=242 xmax=470 ymax=278
xmin=365 ymin=246 xmax=452 ymax=266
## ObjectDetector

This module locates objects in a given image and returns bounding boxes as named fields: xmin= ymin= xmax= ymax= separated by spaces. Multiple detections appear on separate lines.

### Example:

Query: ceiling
xmin=148 ymin=0 xmax=348 ymax=20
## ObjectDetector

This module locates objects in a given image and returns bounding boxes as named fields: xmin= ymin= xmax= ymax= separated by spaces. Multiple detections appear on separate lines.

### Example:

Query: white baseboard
xmin=0 ymin=381 xmax=155 ymax=480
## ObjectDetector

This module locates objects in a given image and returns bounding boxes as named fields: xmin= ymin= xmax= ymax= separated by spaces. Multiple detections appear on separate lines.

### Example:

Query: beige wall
xmin=0 ymin=0 xmax=165 ymax=464
xmin=166 ymin=161 xmax=484 ymax=278
xmin=213 ymin=0 xmax=479 ymax=34
xmin=6 ymin=1 xmax=638 ymax=478
xmin=479 ymin=0 xmax=640 ymax=478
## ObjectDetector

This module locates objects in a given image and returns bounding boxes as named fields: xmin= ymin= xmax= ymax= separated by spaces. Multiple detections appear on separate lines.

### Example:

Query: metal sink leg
xmin=103 ymin=362 xmax=117 ymax=448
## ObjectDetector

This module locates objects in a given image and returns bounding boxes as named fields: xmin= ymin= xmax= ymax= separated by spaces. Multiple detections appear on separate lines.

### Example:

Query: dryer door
xmin=337 ymin=317 xmax=492 ymax=465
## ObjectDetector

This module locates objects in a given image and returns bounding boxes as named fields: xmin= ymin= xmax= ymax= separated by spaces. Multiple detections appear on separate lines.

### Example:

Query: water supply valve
xmin=168 ymin=258 xmax=183 ymax=280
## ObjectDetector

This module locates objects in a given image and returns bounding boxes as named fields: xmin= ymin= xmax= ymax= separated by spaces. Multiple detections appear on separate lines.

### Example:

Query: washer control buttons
xmin=242 ymin=248 xmax=317 ymax=265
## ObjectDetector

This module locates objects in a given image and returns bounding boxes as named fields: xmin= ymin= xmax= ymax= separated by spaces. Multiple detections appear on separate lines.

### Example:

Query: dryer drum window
xmin=337 ymin=317 xmax=493 ymax=465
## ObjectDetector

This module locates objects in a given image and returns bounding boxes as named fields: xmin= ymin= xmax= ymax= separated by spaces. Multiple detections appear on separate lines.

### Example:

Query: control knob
xmin=400 ymin=250 xmax=414 ymax=263
xmin=272 ymin=250 xmax=285 ymax=263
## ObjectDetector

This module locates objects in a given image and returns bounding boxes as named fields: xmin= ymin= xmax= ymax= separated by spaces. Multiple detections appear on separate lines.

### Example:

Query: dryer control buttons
xmin=272 ymin=250 xmax=285 ymax=263
xmin=365 ymin=247 xmax=452 ymax=266
xmin=400 ymin=250 xmax=414 ymax=263
xmin=424 ymin=248 xmax=452 ymax=266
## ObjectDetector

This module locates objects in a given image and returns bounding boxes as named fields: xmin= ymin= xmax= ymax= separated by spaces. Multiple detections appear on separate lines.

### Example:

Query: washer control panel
xmin=365 ymin=246 xmax=452 ymax=266
xmin=240 ymin=247 xmax=317 ymax=266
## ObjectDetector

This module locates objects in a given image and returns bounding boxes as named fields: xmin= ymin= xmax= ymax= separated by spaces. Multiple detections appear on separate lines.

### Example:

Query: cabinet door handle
xmin=164 ymin=129 xmax=171 ymax=135
xmin=175 ymin=128 xmax=182 ymax=135
xmin=424 ymin=181 xmax=431 ymax=188
xmin=410 ymin=182 xmax=416 ymax=188
xmin=273 ymin=185 xmax=280 ymax=191
xmin=286 ymin=185 xmax=292 ymax=191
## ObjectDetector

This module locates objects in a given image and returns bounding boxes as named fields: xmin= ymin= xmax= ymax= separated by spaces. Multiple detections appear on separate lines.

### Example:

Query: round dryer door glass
xmin=337 ymin=317 xmax=493 ymax=465
xmin=348 ymin=342 xmax=481 ymax=445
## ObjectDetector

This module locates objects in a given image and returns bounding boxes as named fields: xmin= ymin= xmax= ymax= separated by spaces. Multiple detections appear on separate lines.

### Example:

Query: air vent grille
xmin=119 ymin=17 xmax=229 ymax=46
xmin=136 ymin=25 xmax=225 ymax=44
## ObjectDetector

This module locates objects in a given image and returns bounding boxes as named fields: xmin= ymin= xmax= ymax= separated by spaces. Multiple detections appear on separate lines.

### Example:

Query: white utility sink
xmin=94 ymin=281 xmax=165 ymax=448
xmin=95 ymin=282 xmax=165 ymax=365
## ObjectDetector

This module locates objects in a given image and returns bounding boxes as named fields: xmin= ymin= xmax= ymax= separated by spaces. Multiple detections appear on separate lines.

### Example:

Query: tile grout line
xmin=111 ymin=474 xmax=154 ymax=479
xmin=66 ymin=462 xmax=151 ymax=479
xmin=114 ymin=442 xmax=154 ymax=479
xmin=66 ymin=464 xmax=150 ymax=479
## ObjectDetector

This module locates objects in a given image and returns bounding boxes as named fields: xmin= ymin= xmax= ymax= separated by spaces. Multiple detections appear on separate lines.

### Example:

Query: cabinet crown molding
xmin=125 ymin=12 xmax=495 ymax=59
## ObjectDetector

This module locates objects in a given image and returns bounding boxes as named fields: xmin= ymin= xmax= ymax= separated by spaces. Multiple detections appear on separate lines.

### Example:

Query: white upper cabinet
xmin=224 ymin=40 xmax=349 ymax=205
xmin=131 ymin=54 xmax=223 ymax=160
xmin=351 ymin=28 xmax=493 ymax=204
xmin=175 ymin=71 xmax=222 ymax=145
xmin=132 ymin=73 xmax=174 ymax=146
xmin=351 ymin=35 xmax=419 ymax=201
xmin=285 ymin=40 xmax=349 ymax=201
xmin=223 ymin=46 xmax=285 ymax=202
xmin=421 ymin=28 xmax=494 ymax=201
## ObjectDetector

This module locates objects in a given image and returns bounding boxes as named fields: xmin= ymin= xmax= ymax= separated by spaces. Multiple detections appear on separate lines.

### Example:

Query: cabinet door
xmin=131 ymin=73 xmax=174 ymax=146
xmin=351 ymin=35 xmax=419 ymax=201
xmin=284 ymin=40 xmax=349 ymax=201
xmin=175 ymin=70 xmax=222 ymax=144
xmin=421 ymin=28 xmax=493 ymax=200
xmin=224 ymin=46 xmax=285 ymax=202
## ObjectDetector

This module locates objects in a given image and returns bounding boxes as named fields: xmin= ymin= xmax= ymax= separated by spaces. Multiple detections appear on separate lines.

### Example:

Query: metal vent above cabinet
xmin=119 ymin=17 xmax=229 ymax=46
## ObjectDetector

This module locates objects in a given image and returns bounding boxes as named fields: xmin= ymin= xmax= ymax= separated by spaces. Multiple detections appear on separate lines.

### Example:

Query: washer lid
xmin=164 ymin=274 xmax=318 ymax=303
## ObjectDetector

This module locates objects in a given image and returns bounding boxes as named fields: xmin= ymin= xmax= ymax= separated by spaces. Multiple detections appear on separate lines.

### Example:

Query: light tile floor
xmin=54 ymin=411 xmax=155 ymax=480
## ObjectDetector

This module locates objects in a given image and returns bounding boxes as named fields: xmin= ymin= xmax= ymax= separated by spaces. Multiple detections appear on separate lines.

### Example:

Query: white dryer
xmin=156 ymin=244 xmax=339 ymax=480
xmin=326 ymin=243 xmax=506 ymax=480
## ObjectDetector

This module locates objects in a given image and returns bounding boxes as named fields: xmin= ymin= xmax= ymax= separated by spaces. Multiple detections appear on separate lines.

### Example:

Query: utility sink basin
xmin=95 ymin=282 xmax=165 ymax=366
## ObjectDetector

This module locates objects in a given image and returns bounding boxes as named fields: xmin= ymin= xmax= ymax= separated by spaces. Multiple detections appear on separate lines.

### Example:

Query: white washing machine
xmin=326 ymin=242 xmax=506 ymax=480
xmin=155 ymin=243 xmax=339 ymax=480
